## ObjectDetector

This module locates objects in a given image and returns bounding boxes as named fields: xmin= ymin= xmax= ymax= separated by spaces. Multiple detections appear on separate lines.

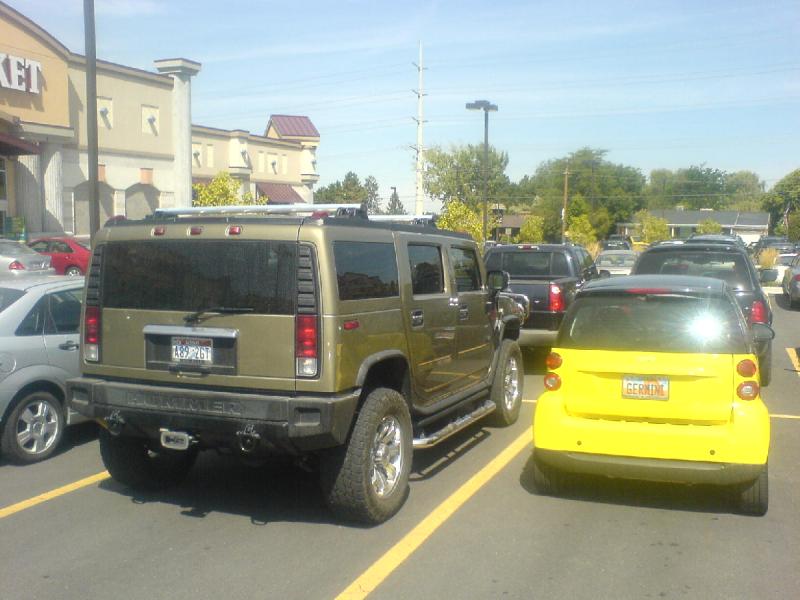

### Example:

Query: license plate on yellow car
xmin=622 ymin=376 xmax=669 ymax=400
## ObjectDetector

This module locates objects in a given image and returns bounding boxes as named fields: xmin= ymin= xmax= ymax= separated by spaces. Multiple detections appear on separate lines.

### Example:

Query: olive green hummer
xmin=67 ymin=204 xmax=528 ymax=524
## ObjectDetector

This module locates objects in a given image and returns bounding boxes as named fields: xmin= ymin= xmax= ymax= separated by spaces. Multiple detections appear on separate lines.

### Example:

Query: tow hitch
xmin=236 ymin=423 xmax=261 ymax=453
xmin=159 ymin=428 xmax=194 ymax=451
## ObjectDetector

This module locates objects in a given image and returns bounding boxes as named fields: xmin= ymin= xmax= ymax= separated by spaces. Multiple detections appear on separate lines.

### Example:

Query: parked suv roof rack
xmin=153 ymin=203 xmax=365 ymax=218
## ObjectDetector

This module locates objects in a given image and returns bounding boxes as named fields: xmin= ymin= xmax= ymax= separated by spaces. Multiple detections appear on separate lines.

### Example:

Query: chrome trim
xmin=142 ymin=325 xmax=239 ymax=338
xmin=413 ymin=399 xmax=496 ymax=449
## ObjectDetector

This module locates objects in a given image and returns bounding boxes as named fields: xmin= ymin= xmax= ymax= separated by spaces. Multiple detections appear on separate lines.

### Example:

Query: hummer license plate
xmin=622 ymin=376 xmax=669 ymax=400
xmin=171 ymin=336 xmax=213 ymax=363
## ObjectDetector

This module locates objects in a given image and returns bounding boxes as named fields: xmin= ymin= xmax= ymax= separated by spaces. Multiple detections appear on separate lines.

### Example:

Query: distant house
xmin=618 ymin=210 xmax=770 ymax=244
xmin=493 ymin=213 xmax=528 ymax=240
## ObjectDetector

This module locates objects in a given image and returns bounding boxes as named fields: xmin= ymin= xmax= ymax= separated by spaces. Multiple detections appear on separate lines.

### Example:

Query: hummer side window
xmin=450 ymin=247 xmax=481 ymax=292
xmin=408 ymin=244 xmax=444 ymax=295
xmin=334 ymin=241 xmax=399 ymax=300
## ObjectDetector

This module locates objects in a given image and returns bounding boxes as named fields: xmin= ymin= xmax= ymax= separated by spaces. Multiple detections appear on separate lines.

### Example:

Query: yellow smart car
xmin=533 ymin=275 xmax=772 ymax=515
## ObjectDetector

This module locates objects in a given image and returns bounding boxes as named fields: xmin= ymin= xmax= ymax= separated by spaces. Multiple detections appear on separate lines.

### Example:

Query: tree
xmin=696 ymin=219 xmax=722 ymax=235
xmin=314 ymin=171 xmax=370 ymax=205
xmin=566 ymin=214 xmax=596 ymax=246
xmin=385 ymin=188 xmax=405 ymax=215
xmin=517 ymin=215 xmax=544 ymax=243
xmin=193 ymin=172 xmax=256 ymax=207
xmin=787 ymin=213 xmax=800 ymax=242
xmin=423 ymin=145 xmax=511 ymax=210
xmin=436 ymin=199 xmax=483 ymax=243
xmin=763 ymin=168 xmax=800 ymax=233
xmin=363 ymin=176 xmax=381 ymax=214
xmin=635 ymin=211 xmax=670 ymax=243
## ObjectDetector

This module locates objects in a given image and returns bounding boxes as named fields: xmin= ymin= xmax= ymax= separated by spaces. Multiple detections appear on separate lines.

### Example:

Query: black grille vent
xmin=297 ymin=244 xmax=317 ymax=314
xmin=86 ymin=244 xmax=104 ymax=307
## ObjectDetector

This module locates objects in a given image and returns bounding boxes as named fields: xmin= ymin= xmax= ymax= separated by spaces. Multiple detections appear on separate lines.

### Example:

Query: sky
xmin=10 ymin=0 xmax=800 ymax=213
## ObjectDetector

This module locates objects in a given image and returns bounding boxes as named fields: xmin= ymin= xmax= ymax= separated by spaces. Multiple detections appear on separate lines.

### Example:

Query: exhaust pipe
xmin=104 ymin=410 xmax=125 ymax=436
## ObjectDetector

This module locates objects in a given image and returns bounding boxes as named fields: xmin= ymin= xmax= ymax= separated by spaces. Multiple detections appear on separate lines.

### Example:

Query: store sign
xmin=0 ymin=54 xmax=43 ymax=95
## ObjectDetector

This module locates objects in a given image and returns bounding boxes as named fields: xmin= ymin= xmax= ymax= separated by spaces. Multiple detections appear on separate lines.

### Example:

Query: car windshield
xmin=777 ymin=255 xmax=796 ymax=266
xmin=0 ymin=241 xmax=37 ymax=256
xmin=485 ymin=251 xmax=570 ymax=278
xmin=596 ymin=254 xmax=636 ymax=267
xmin=0 ymin=288 xmax=25 ymax=314
xmin=559 ymin=293 xmax=747 ymax=354
xmin=634 ymin=251 xmax=753 ymax=291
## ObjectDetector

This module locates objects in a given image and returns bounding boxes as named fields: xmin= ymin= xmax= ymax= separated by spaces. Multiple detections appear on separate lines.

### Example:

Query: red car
xmin=27 ymin=237 xmax=91 ymax=276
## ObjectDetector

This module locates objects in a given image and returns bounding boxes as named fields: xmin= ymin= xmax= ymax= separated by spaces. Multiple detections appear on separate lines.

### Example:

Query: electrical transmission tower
xmin=412 ymin=42 xmax=426 ymax=215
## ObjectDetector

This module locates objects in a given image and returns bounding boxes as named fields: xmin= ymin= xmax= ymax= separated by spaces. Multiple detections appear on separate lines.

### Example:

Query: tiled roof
xmin=256 ymin=182 xmax=304 ymax=204
xmin=268 ymin=115 xmax=319 ymax=138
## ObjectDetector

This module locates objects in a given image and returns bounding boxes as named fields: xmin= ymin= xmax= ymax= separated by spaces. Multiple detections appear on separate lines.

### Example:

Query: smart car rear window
xmin=558 ymin=293 xmax=747 ymax=354
xmin=0 ymin=288 xmax=24 ymax=314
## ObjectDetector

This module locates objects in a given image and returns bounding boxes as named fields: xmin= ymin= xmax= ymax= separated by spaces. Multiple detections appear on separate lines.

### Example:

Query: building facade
xmin=1 ymin=2 xmax=319 ymax=238
xmin=617 ymin=209 xmax=770 ymax=244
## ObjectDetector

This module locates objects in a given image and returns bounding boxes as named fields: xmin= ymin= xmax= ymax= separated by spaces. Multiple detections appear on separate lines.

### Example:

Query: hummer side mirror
xmin=487 ymin=270 xmax=510 ymax=293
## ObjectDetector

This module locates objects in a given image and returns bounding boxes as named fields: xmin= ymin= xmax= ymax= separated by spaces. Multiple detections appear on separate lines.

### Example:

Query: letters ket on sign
xmin=0 ymin=54 xmax=43 ymax=94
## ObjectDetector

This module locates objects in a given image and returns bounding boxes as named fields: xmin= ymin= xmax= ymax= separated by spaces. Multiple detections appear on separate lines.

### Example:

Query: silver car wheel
xmin=370 ymin=415 xmax=404 ymax=498
xmin=503 ymin=355 xmax=521 ymax=411
xmin=16 ymin=399 xmax=61 ymax=455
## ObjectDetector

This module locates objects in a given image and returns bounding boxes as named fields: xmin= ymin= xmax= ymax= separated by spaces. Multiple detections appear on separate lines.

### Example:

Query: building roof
xmin=256 ymin=182 xmax=304 ymax=204
xmin=647 ymin=209 xmax=769 ymax=229
xmin=0 ymin=131 xmax=40 ymax=155
xmin=498 ymin=214 xmax=529 ymax=228
xmin=267 ymin=115 xmax=319 ymax=138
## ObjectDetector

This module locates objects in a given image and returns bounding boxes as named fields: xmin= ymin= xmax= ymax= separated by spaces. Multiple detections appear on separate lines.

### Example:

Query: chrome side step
xmin=413 ymin=400 xmax=496 ymax=449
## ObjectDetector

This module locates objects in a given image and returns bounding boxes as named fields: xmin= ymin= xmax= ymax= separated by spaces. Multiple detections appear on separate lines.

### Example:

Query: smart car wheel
xmin=320 ymin=387 xmax=412 ymax=524
xmin=1 ymin=391 xmax=64 ymax=464
xmin=737 ymin=464 xmax=768 ymax=516
xmin=531 ymin=454 xmax=564 ymax=496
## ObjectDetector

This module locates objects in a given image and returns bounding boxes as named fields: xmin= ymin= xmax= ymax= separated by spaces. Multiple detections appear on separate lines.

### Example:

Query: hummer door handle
xmin=411 ymin=309 xmax=424 ymax=327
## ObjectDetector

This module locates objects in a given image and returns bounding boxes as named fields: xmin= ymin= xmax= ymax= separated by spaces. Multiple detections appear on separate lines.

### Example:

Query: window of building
xmin=334 ymin=241 xmax=399 ymax=301
xmin=449 ymin=247 xmax=481 ymax=292
xmin=408 ymin=244 xmax=444 ymax=295
xmin=192 ymin=143 xmax=202 ymax=166
xmin=281 ymin=154 xmax=288 ymax=175
xmin=141 ymin=105 xmax=159 ymax=135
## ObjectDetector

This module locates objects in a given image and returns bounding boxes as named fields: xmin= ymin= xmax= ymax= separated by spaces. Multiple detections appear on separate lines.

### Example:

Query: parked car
xmin=752 ymin=236 xmax=792 ymax=257
xmin=771 ymin=253 xmax=797 ymax=287
xmin=687 ymin=233 xmax=746 ymax=248
xmin=0 ymin=239 xmax=55 ymax=277
xmin=631 ymin=241 xmax=774 ymax=385
xmin=0 ymin=276 xmax=87 ymax=463
xmin=601 ymin=239 xmax=631 ymax=251
xmin=595 ymin=250 xmax=637 ymax=277
xmin=67 ymin=204 xmax=527 ymax=524
xmin=27 ymin=237 xmax=91 ymax=276
xmin=781 ymin=253 xmax=800 ymax=308
xmin=532 ymin=275 xmax=772 ymax=515
xmin=484 ymin=243 xmax=598 ymax=348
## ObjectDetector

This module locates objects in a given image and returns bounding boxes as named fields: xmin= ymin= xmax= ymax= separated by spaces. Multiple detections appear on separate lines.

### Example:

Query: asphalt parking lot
xmin=2 ymin=294 xmax=800 ymax=600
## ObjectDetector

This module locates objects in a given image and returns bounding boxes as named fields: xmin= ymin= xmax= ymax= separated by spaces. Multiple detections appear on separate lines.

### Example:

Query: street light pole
xmin=466 ymin=100 xmax=498 ymax=242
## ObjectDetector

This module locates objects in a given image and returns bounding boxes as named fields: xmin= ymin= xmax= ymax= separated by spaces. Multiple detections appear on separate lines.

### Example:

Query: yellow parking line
xmin=522 ymin=398 xmax=537 ymax=404
xmin=772 ymin=414 xmax=800 ymax=420
xmin=0 ymin=471 xmax=110 ymax=520
xmin=336 ymin=430 xmax=531 ymax=600
xmin=785 ymin=348 xmax=800 ymax=377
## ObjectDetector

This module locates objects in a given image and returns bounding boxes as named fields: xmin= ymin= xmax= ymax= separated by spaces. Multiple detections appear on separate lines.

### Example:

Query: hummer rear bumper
xmin=67 ymin=377 xmax=360 ymax=453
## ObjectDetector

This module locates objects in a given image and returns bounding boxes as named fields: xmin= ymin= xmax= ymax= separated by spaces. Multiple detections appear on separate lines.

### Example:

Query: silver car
xmin=781 ymin=254 xmax=800 ymax=309
xmin=0 ymin=239 xmax=55 ymax=277
xmin=595 ymin=250 xmax=637 ymax=277
xmin=0 ymin=277 xmax=87 ymax=463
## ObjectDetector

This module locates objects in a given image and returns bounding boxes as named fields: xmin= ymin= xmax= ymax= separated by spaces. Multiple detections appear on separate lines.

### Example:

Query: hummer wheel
xmin=320 ymin=387 xmax=412 ymax=524
xmin=487 ymin=339 xmax=524 ymax=427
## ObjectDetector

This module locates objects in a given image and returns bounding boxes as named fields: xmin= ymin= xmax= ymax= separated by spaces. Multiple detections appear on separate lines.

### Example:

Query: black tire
xmin=487 ymin=339 xmax=524 ymax=427
xmin=759 ymin=344 xmax=772 ymax=388
xmin=64 ymin=265 xmax=82 ymax=276
xmin=320 ymin=387 xmax=412 ymax=524
xmin=737 ymin=464 xmax=768 ymax=516
xmin=98 ymin=429 xmax=198 ymax=490
xmin=790 ymin=294 xmax=799 ymax=310
xmin=531 ymin=454 xmax=563 ymax=496
xmin=1 ymin=391 xmax=64 ymax=464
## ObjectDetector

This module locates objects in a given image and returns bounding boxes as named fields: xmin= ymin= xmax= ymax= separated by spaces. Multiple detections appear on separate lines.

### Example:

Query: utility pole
xmin=412 ymin=42 xmax=426 ymax=215
xmin=562 ymin=166 xmax=571 ymax=243
xmin=84 ymin=0 xmax=100 ymax=243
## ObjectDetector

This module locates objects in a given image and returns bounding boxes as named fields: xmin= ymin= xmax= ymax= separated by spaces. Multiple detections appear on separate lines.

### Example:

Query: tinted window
xmin=450 ymin=247 xmax=481 ymax=292
xmin=46 ymin=289 xmax=83 ymax=335
xmin=29 ymin=241 xmax=49 ymax=252
xmin=408 ymin=244 xmax=444 ymax=295
xmin=559 ymin=293 xmax=747 ymax=354
xmin=0 ymin=288 xmax=24 ymax=314
xmin=334 ymin=241 xmax=399 ymax=300
xmin=634 ymin=251 xmax=753 ymax=291
xmin=551 ymin=252 xmax=570 ymax=276
xmin=487 ymin=251 xmax=570 ymax=278
xmin=102 ymin=241 xmax=296 ymax=314
xmin=16 ymin=297 xmax=46 ymax=336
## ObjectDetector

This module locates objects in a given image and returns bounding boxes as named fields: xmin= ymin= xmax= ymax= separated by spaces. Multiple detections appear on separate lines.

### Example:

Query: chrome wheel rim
xmin=503 ymin=356 xmax=520 ymax=411
xmin=370 ymin=415 xmax=404 ymax=498
xmin=16 ymin=400 xmax=60 ymax=455
xmin=66 ymin=268 xmax=81 ymax=276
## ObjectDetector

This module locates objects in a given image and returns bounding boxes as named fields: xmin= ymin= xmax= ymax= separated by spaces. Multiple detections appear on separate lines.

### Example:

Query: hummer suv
xmin=67 ymin=204 xmax=527 ymax=524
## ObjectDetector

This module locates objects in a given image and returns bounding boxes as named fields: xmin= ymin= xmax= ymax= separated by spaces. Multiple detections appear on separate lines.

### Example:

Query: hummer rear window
xmin=101 ymin=240 xmax=296 ymax=314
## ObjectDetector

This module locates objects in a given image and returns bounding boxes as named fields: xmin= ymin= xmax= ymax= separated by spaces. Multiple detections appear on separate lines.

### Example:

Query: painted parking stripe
xmin=336 ymin=429 xmax=531 ymax=600
xmin=0 ymin=471 xmax=110 ymax=520
xmin=785 ymin=348 xmax=800 ymax=377
xmin=772 ymin=413 xmax=800 ymax=420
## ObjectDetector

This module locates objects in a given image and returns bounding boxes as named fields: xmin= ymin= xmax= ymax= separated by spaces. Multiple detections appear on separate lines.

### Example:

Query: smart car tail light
xmin=749 ymin=300 xmax=767 ymax=325
xmin=549 ymin=284 xmax=564 ymax=312
xmin=737 ymin=381 xmax=759 ymax=400
xmin=546 ymin=352 xmax=562 ymax=370
xmin=736 ymin=359 xmax=758 ymax=378
xmin=543 ymin=372 xmax=561 ymax=391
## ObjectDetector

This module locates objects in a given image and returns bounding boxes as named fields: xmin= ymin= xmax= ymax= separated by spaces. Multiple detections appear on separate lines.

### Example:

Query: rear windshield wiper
xmin=184 ymin=306 xmax=254 ymax=324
